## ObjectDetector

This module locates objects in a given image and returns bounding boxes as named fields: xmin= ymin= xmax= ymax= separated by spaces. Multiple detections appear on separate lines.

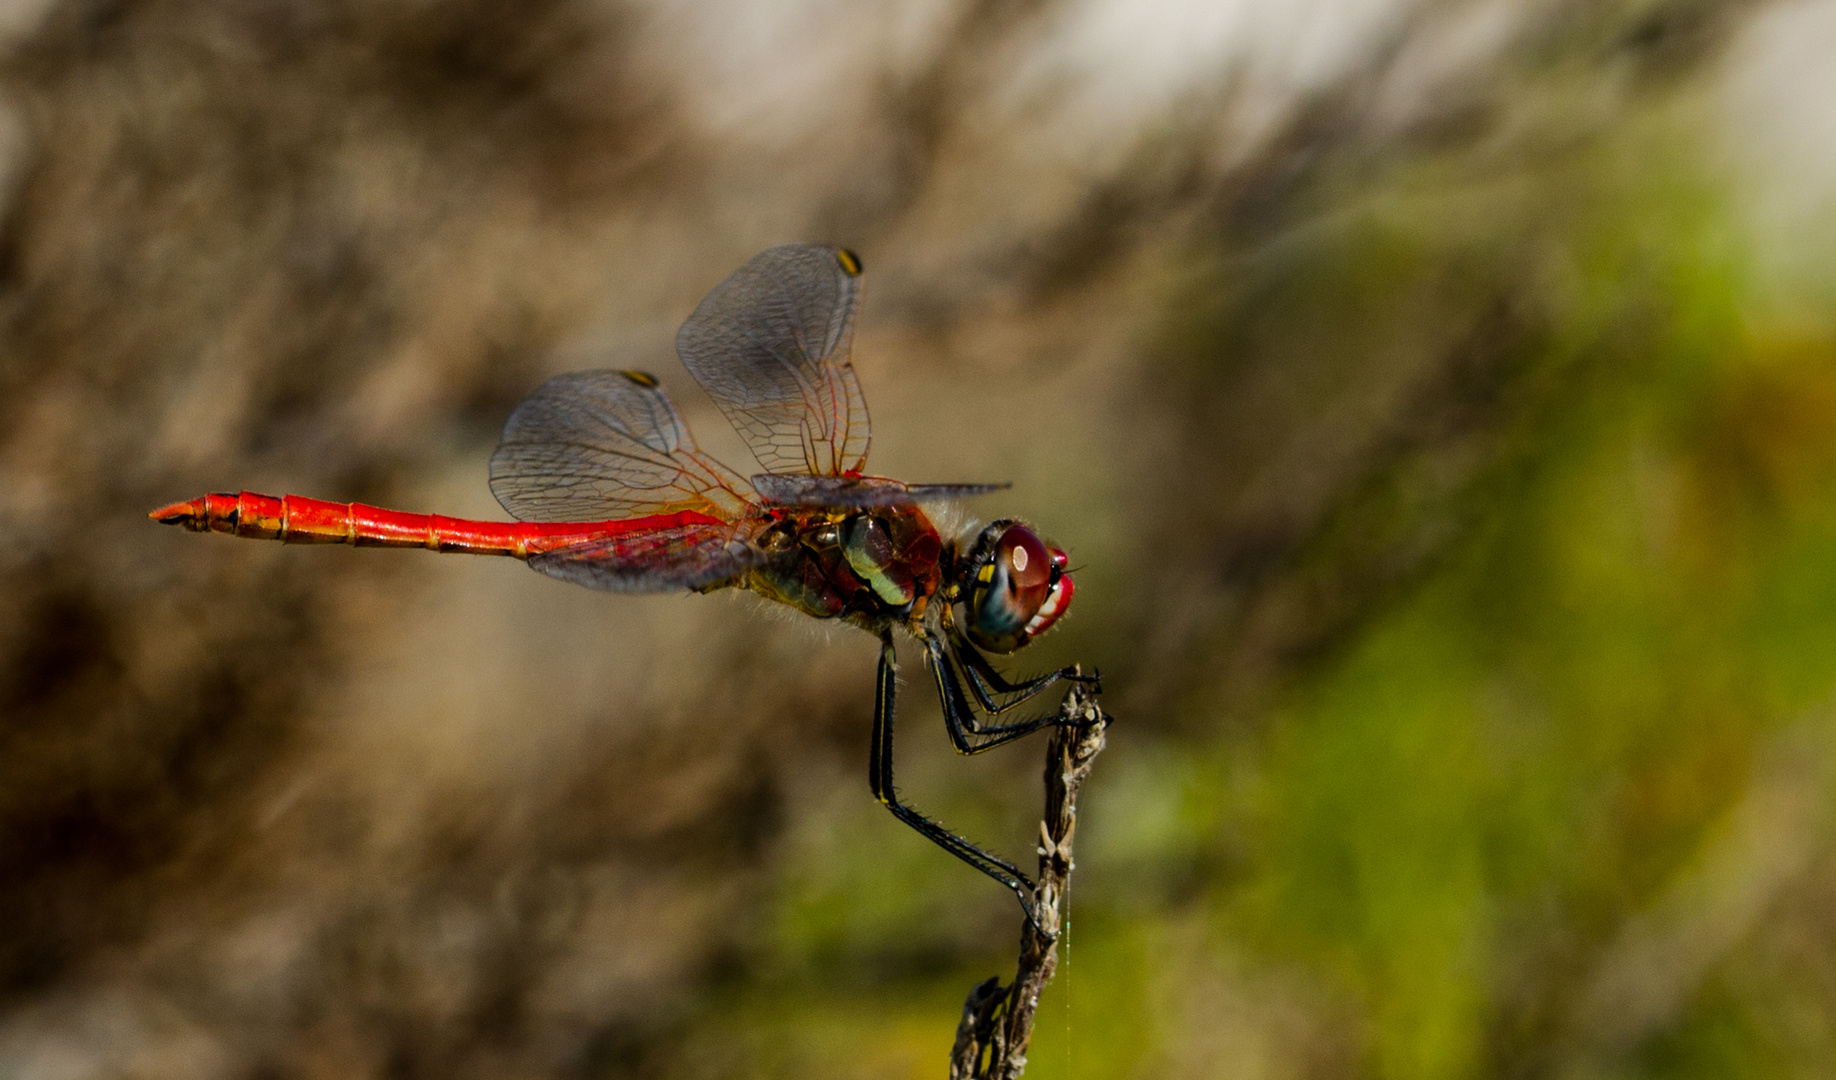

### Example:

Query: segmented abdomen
xmin=150 ymin=491 xmax=722 ymax=558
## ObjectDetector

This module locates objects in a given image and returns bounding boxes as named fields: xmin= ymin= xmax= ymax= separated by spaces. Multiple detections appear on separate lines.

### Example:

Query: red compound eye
xmin=967 ymin=523 xmax=1066 ymax=653
xmin=998 ymin=526 xmax=1052 ymax=615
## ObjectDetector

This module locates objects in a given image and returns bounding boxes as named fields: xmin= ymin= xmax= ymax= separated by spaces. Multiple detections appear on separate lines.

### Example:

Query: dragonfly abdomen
xmin=150 ymin=491 xmax=722 ymax=559
xmin=152 ymin=491 xmax=532 ymax=555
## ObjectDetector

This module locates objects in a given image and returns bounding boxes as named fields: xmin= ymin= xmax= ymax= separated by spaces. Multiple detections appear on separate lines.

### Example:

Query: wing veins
xmin=677 ymin=245 xmax=869 ymax=480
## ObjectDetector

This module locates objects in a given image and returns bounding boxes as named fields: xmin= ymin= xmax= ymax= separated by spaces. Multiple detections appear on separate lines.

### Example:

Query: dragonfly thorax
xmin=744 ymin=505 xmax=945 ymax=627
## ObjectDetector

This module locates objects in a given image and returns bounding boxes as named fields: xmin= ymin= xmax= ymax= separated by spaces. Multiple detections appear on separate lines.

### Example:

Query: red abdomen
xmin=150 ymin=491 xmax=720 ymax=558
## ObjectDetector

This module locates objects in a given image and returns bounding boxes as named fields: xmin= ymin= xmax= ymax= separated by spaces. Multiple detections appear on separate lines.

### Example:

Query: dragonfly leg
xmin=926 ymin=638 xmax=1073 ymax=755
xmin=871 ymin=631 xmax=1043 ymax=924
xmin=950 ymin=634 xmax=1102 ymax=717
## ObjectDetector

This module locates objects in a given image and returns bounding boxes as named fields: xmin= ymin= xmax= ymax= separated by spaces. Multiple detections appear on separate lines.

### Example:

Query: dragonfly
xmin=152 ymin=244 xmax=1097 ymax=923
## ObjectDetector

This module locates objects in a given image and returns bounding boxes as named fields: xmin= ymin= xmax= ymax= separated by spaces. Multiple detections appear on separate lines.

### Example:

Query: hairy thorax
xmin=742 ymin=505 xmax=946 ymax=632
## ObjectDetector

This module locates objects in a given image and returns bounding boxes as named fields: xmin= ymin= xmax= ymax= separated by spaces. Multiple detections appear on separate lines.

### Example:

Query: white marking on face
xmin=1024 ymin=581 xmax=1067 ymax=636
xmin=1011 ymin=546 xmax=1029 ymax=573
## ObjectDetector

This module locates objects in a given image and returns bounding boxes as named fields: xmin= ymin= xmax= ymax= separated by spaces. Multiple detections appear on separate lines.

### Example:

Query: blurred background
xmin=3 ymin=0 xmax=1835 ymax=1076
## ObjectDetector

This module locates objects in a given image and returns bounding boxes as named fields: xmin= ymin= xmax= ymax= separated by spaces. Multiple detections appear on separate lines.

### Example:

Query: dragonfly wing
xmin=528 ymin=521 xmax=762 ymax=593
xmin=489 ymin=370 xmax=754 ymax=523
xmin=675 ymin=244 xmax=870 ymax=477
xmin=751 ymin=474 xmax=1011 ymax=508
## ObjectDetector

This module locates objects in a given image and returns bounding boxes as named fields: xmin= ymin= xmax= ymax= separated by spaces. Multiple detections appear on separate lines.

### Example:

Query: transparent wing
xmin=750 ymin=474 xmax=1010 ymax=508
xmin=675 ymin=244 xmax=870 ymax=477
xmin=528 ymin=521 xmax=762 ymax=593
xmin=489 ymin=370 xmax=755 ymax=523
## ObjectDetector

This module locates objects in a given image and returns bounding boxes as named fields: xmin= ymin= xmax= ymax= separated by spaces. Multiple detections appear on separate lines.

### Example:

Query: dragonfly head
xmin=959 ymin=520 xmax=1074 ymax=654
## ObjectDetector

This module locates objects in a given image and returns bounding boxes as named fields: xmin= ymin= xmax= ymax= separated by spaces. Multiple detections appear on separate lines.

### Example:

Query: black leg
xmin=870 ymin=631 xmax=1040 ymax=920
xmin=928 ymin=638 xmax=1069 ymax=754
xmin=950 ymin=629 xmax=1101 ymax=716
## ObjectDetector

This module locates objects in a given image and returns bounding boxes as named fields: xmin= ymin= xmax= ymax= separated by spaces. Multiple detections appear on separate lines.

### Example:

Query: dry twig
xmin=949 ymin=680 xmax=1108 ymax=1079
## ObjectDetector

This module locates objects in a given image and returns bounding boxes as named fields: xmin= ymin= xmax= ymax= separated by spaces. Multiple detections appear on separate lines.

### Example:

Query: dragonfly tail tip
xmin=150 ymin=499 xmax=203 ymax=529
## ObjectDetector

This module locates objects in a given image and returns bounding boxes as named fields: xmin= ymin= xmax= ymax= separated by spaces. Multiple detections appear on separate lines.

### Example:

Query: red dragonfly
xmin=153 ymin=244 xmax=1096 ymax=921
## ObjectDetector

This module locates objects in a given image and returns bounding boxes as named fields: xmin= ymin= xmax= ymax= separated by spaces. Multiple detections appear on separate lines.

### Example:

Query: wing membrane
xmin=675 ymin=244 xmax=870 ymax=477
xmin=529 ymin=521 xmax=761 ymax=593
xmin=489 ymin=370 xmax=754 ymax=523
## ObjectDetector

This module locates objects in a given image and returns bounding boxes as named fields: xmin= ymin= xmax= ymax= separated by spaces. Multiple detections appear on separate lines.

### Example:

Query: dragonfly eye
xmin=964 ymin=522 xmax=1072 ymax=653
